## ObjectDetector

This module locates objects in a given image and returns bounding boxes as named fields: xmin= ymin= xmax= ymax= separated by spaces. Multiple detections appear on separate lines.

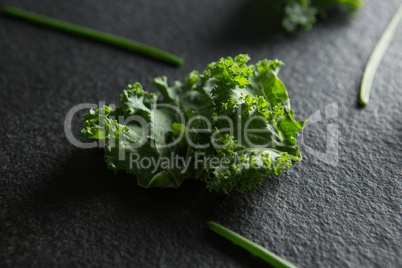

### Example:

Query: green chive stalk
xmin=2 ymin=5 xmax=184 ymax=66
xmin=360 ymin=4 xmax=402 ymax=106
xmin=208 ymin=221 xmax=298 ymax=268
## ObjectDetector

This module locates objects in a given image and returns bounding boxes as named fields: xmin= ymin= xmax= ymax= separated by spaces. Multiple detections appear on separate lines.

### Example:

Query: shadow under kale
xmin=0 ymin=145 xmax=284 ymax=266
xmin=29 ymin=148 xmax=281 ymax=216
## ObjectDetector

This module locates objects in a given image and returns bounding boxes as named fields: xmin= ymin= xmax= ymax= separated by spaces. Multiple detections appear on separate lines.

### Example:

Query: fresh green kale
xmin=80 ymin=55 xmax=305 ymax=193
xmin=276 ymin=0 xmax=363 ymax=32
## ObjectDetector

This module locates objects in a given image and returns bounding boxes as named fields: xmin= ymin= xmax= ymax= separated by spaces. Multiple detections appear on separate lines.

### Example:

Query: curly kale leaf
xmin=80 ymin=54 xmax=305 ymax=193
xmin=279 ymin=0 xmax=363 ymax=32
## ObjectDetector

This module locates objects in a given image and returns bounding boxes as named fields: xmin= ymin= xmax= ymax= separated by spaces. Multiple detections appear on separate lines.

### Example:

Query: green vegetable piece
xmin=79 ymin=54 xmax=305 ymax=193
xmin=1 ymin=5 xmax=184 ymax=66
xmin=360 ymin=4 xmax=402 ymax=106
xmin=275 ymin=0 xmax=364 ymax=32
xmin=208 ymin=221 xmax=298 ymax=268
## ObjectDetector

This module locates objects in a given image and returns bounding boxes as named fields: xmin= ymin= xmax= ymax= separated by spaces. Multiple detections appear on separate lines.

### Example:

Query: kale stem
xmin=360 ymin=4 xmax=402 ymax=106
xmin=208 ymin=221 xmax=298 ymax=268
xmin=2 ymin=5 xmax=184 ymax=66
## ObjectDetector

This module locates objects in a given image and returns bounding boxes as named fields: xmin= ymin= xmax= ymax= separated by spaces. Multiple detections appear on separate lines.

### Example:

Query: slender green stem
xmin=2 ymin=5 xmax=184 ymax=66
xmin=208 ymin=221 xmax=298 ymax=268
xmin=360 ymin=4 xmax=402 ymax=106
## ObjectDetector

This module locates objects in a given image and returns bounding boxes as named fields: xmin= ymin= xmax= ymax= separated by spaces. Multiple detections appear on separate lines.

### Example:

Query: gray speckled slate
xmin=0 ymin=0 xmax=401 ymax=267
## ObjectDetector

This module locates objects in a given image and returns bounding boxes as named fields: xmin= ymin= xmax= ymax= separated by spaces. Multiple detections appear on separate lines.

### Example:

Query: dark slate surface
xmin=0 ymin=0 xmax=401 ymax=267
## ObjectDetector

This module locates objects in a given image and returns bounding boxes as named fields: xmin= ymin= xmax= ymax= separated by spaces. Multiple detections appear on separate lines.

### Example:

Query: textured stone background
xmin=0 ymin=0 xmax=401 ymax=267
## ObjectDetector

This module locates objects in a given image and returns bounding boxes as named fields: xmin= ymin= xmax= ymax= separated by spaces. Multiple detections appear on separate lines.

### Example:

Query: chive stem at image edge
xmin=1 ymin=5 xmax=184 ymax=66
xmin=208 ymin=221 xmax=298 ymax=268
xmin=360 ymin=4 xmax=402 ymax=106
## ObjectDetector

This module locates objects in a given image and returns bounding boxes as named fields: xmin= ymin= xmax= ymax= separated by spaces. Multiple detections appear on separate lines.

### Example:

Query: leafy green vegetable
xmin=272 ymin=0 xmax=363 ymax=32
xmin=208 ymin=221 xmax=298 ymax=268
xmin=1 ymin=5 xmax=183 ymax=66
xmin=80 ymin=54 xmax=305 ymax=193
